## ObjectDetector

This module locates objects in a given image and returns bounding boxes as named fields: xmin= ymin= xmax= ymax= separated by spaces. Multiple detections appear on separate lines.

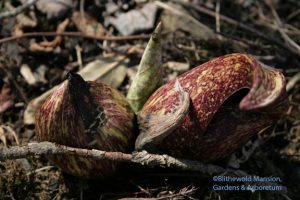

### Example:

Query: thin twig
xmin=0 ymin=142 xmax=223 ymax=175
xmin=0 ymin=142 xmax=132 ymax=162
xmin=75 ymin=45 xmax=83 ymax=69
xmin=80 ymin=0 xmax=86 ymax=25
xmin=0 ymin=0 xmax=39 ymax=20
xmin=0 ymin=32 xmax=151 ymax=44
xmin=215 ymin=0 xmax=221 ymax=40
xmin=287 ymin=8 xmax=300 ymax=21
xmin=0 ymin=141 xmax=287 ymax=193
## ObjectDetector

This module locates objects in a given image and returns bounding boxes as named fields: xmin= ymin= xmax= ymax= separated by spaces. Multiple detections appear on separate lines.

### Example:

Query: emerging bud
xmin=35 ymin=73 xmax=135 ymax=178
xmin=127 ymin=22 xmax=163 ymax=112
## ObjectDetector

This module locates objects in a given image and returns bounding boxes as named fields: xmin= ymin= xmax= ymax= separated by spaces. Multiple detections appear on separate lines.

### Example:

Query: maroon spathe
xmin=139 ymin=53 xmax=288 ymax=161
xmin=36 ymin=80 xmax=135 ymax=178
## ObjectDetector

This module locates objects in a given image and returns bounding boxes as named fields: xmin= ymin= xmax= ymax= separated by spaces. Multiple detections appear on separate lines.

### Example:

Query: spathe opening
xmin=222 ymin=88 xmax=250 ymax=106
xmin=208 ymin=88 xmax=250 ymax=125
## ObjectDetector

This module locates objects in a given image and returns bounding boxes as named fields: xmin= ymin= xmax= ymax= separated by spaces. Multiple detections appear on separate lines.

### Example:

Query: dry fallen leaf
xmin=108 ymin=3 xmax=158 ymax=35
xmin=20 ymin=64 xmax=37 ymax=85
xmin=30 ymin=18 xmax=69 ymax=52
xmin=72 ymin=12 xmax=106 ymax=37
xmin=35 ymin=65 xmax=48 ymax=84
xmin=157 ymin=2 xmax=217 ymax=40
xmin=82 ymin=59 xmax=127 ymax=88
xmin=16 ymin=11 xmax=37 ymax=29
xmin=36 ymin=0 xmax=74 ymax=19
xmin=4 ymin=1 xmax=37 ymax=30
xmin=165 ymin=61 xmax=190 ymax=72
xmin=39 ymin=18 xmax=69 ymax=47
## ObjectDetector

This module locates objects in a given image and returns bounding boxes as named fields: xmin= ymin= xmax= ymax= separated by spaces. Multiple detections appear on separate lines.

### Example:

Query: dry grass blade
xmin=286 ymin=72 xmax=300 ymax=92
xmin=0 ymin=125 xmax=19 ymax=147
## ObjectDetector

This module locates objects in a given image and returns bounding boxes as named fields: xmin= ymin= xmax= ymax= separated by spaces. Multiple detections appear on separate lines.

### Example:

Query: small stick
xmin=215 ymin=0 xmax=222 ymax=40
xmin=0 ymin=32 xmax=151 ymax=44
xmin=286 ymin=72 xmax=300 ymax=92
xmin=80 ymin=0 xmax=85 ymax=23
xmin=0 ymin=141 xmax=287 ymax=193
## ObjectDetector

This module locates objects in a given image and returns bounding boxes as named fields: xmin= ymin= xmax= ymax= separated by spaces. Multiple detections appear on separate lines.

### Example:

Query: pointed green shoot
xmin=127 ymin=22 xmax=163 ymax=112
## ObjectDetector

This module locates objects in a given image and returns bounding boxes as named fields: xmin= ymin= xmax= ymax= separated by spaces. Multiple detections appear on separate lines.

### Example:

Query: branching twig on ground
xmin=0 ymin=141 xmax=224 ymax=175
xmin=0 ymin=141 xmax=287 ymax=193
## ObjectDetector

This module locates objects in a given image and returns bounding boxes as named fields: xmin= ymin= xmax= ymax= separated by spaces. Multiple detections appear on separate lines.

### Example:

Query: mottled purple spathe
xmin=36 ymin=81 xmax=135 ymax=178
xmin=139 ymin=53 xmax=288 ymax=161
